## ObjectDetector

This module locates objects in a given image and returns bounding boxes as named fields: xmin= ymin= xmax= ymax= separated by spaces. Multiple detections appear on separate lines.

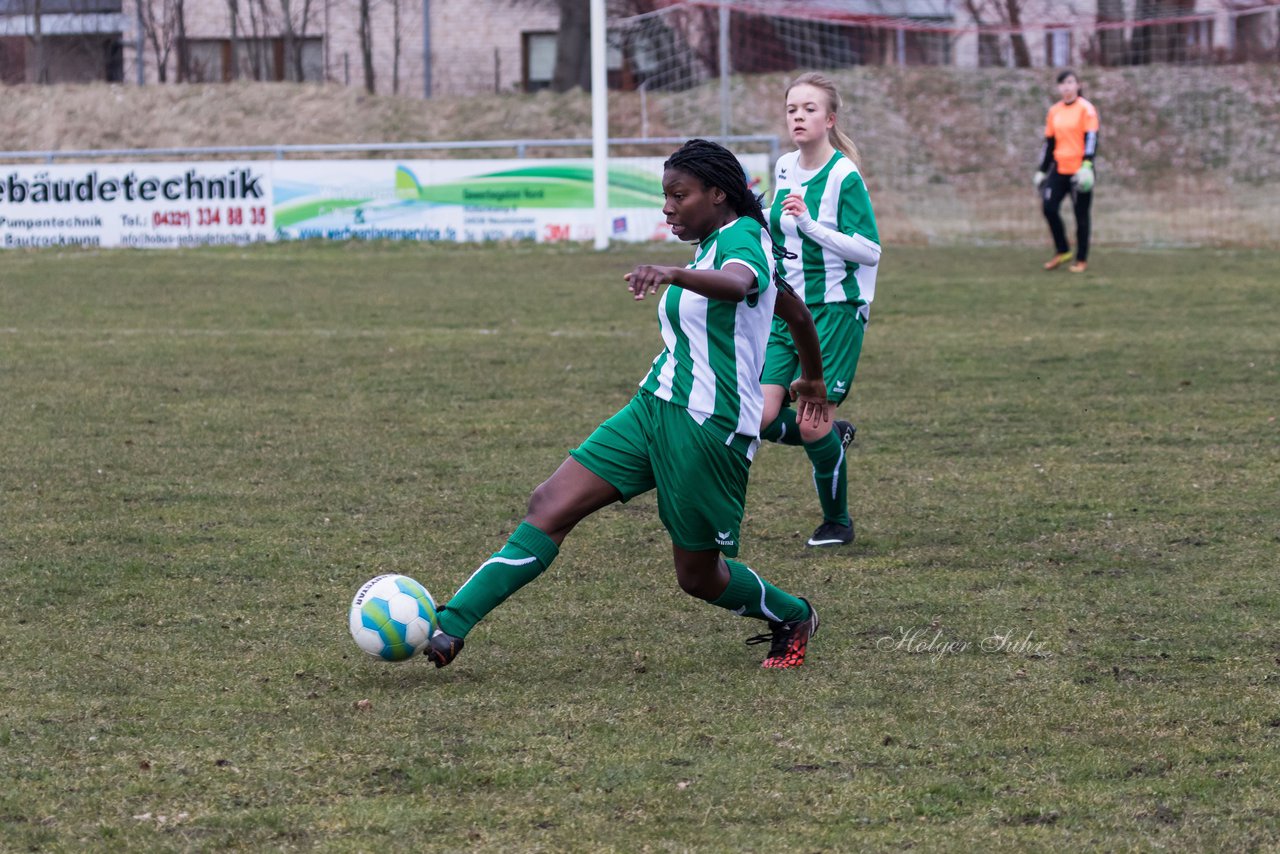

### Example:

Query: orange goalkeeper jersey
xmin=1044 ymin=97 xmax=1099 ymax=176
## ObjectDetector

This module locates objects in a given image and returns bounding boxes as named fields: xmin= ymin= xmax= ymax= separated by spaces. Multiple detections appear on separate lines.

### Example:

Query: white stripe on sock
xmin=743 ymin=565 xmax=782 ymax=623
xmin=454 ymin=555 xmax=539 ymax=597
xmin=811 ymin=443 xmax=846 ymax=500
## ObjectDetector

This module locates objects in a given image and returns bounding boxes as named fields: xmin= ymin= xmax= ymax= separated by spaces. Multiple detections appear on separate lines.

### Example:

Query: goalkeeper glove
xmin=1073 ymin=162 xmax=1095 ymax=192
xmin=1033 ymin=171 xmax=1047 ymax=190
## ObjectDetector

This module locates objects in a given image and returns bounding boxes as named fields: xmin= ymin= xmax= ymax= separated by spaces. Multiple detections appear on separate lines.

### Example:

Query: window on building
xmin=286 ymin=39 xmax=324 ymax=82
xmin=0 ymin=37 xmax=24 ymax=84
xmin=1182 ymin=18 xmax=1214 ymax=62
xmin=906 ymin=29 xmax=952 ymax=65
xmin=883 ymin=26 xmax=951 ymax=66
xmin=523 ymin=31 xmax=556 ymax=92
xmin=978 ymin=32 xmax=1008 ymax=67
xmin=183 ymin=37 xmax=323 ymax=83
xmin=1234 ymin=9 xmax=1274 ymax=60
xmin=1045 ymin=28 xmax=1071 ymax=66
xmin=185 ymin=40 xmax=226 ymax=82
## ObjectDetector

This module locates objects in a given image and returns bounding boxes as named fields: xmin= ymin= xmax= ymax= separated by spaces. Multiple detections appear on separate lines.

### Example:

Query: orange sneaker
xmin=1043 ymin=252 xmax=1073 ymax=271
xmin=747 ymin=599 xmax=819 ymax=669
xmin=1069 ymin=261 xmax=1088 ymax=273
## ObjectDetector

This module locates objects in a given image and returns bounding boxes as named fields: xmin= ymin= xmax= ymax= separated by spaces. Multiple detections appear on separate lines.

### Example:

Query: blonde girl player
xmin=425 ymin=140 xmax=830 ymax=670
xmin=1035 ymin=69 xmax=1099 ymax=273
xmin=760 ymin=72 xmax=881 ymax=548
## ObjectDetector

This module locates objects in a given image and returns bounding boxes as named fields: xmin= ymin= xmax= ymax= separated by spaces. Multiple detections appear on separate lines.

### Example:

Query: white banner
xmin=0 ymin=155 xmax=769 ymax=249
xmin=0 ymin=162 xmax=273 ymax=249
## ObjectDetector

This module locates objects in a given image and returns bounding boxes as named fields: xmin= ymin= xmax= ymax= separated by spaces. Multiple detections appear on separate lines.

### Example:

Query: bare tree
xmin=277 ymin=0 xmax=317 ymax=81
xmin=392 ymin=0 xmax=402 ymax=94
xmin=1003 ymin=0 xmax=1032 ymax=67
xmin=358 ymin=0 xmax=375 ymax=93
xmin=137 ymin=0 xmax=186 ymax=82
xmin=550 ymin=0 xmax=591 ymax=91
xmin=244 ymin=0 xmax=267 ymax=79
xmin=1095 ymin=0 xmax=1127 ymax=66
xmin=227 ymin=0 xmax=239 ymax=80
xmin=224 ymin=0 xmax=275 ymax=80
xmin=21 ymin=0 xmax=49 ymax=83
xmin=175 ymin=0 xmax=189 ymax=81
xmin=962 ymin=0 xmax=1032 ymax=67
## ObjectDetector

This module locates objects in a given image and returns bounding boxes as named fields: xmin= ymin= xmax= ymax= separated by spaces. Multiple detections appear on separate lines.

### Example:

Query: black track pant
xmin=1042 ymin=171 xmax=1092 ymax=262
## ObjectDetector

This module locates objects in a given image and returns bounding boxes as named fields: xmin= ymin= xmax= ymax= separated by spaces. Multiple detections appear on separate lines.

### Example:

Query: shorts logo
xmin=715 ymin=530 xmax=735 ymax=547
xmin=834 ymin=380 xmax=848 ymax=393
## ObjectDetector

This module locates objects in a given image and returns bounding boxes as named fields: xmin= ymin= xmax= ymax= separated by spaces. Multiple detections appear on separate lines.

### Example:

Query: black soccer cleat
xmin=806 ymin=520 xmax=854 ymax=548
xmin=834 ymin=419 xmax=857 ymax=450
xmin=423 ymin=628 xmax=464 ymax=668
xmin=746 ymin=599 xmax=820 ymax=669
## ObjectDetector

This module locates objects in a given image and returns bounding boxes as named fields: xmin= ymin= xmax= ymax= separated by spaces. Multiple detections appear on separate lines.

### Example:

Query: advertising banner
xmin=0 ymin=161 xmax=273 ymax=249
xmin=0 ymin=154 xmax=769 ymax=249
xmin=274 ymin=155 xmax=769 ymax=245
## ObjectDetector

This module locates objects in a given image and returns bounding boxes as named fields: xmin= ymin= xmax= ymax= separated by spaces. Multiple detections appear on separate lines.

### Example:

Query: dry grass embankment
xmin=4 ymin=64 xmax=1277 ymax=246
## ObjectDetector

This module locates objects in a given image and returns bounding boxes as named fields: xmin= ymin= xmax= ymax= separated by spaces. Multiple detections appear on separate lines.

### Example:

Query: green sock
xmin=437 ymin=522 xmax=559 ymax=638
xmin=760 ymin=408 xmax=804 ymax=446
xmin=806 ymin=429 xmax=850 ymax=526
xmin=710 ymin=559 xmax=808 ymax=624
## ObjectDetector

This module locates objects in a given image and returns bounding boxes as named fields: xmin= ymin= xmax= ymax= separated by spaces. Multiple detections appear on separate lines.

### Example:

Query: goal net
xmin=605 ymin=0 xmax=1280 ymax=248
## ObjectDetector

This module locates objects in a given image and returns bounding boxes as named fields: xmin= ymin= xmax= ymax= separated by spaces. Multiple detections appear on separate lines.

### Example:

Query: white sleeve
xmin=721 ymin=257 xmax=760 ymax=280
xmin=793 ymin=210 xmax=881 ymax=267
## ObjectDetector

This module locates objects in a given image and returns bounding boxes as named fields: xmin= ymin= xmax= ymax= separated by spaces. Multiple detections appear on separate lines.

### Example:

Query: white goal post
xmin=591 ymin=0 xmax=611 ymax=250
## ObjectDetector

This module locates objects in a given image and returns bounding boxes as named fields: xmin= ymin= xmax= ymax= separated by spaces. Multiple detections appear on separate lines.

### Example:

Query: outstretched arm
xmin=773 ymin=286 xmax=829 ymax=429
xmin=624 ymin=262 xmax=755 ymax=303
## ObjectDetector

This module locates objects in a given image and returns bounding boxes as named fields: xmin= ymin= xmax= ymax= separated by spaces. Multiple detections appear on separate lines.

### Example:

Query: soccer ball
xmin=348 ymin=574 xmax=439 ymax=662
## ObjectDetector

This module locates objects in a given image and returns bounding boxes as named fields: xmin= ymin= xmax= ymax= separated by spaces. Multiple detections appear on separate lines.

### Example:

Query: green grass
xmin=1 ymin=242 xmax=1277 ymax=852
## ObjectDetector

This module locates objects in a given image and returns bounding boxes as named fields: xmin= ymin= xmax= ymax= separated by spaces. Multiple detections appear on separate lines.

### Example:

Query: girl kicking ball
xmin=426 ymin=139 xmax=829 ymax=670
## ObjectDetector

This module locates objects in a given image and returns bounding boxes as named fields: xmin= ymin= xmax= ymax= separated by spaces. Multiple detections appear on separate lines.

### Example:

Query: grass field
xmin=1 ymin=241 xmax=1277 ymax=852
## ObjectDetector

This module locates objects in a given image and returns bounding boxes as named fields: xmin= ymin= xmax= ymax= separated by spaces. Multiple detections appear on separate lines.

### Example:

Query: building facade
xmin=0 ymin=0 xmax=563 ymax=94
xmin=0 ymin=0 xmax=1274 ymax=92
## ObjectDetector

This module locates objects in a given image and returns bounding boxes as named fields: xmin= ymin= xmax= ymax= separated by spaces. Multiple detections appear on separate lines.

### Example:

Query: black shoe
xmin=745 ymin=599 xmax=819 ymax=669
xmin=424 ymin=628 xmax=464 ymax=668
xmin=806 ymin=520 xmax=854 ymax=547
xmin=834 ymin=419 xmax=857 ymax=450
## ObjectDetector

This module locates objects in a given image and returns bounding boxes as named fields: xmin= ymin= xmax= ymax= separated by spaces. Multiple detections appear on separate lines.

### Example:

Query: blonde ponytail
xmin=830 ymin=126 xmax=861 ymax=168
xmin=787 ymin=72 xmax=862 ymax=169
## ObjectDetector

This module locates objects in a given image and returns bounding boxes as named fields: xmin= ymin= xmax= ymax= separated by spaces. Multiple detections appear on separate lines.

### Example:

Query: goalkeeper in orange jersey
xmin=1034 ymin=69 xmax=1098 ymax=274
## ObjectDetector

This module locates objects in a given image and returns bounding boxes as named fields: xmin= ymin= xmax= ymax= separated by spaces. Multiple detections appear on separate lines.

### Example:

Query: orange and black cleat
xmin=746 ymin=599 xmax=820 ymax=669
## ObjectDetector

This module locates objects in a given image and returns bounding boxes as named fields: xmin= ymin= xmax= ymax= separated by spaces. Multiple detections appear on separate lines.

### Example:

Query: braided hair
xmin=664 ymin=139 xmax=766 ymax=228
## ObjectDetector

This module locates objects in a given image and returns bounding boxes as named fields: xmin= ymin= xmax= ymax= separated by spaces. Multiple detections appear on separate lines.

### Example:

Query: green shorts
xmin=761 ymin=301 xmax=867 ymax=405
xmin=569 ymin=391 xmax=751 ymax=556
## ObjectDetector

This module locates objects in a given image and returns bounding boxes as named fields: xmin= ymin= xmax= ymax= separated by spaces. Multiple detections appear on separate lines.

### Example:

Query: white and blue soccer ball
xmin=348 ymin=574 xmax=439 ymax=662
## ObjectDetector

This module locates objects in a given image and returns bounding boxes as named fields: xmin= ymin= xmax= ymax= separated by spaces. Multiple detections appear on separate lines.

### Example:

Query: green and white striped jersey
xmin=638 ymin=216 xmax=775 ymax=459
xmin=769 ymin=149 xmax=880 ymax=308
